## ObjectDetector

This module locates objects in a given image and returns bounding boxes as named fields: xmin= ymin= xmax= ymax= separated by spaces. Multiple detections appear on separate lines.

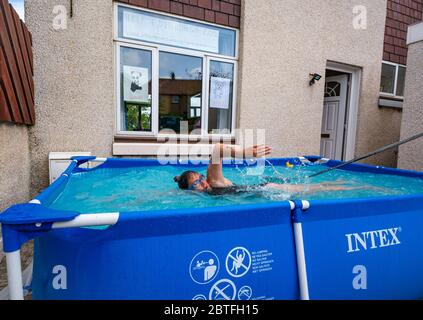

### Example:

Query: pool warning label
xmin=189 ymin=246 xmax=275 ymax=300
xmin=251 ymin=250 xmax=274 ymax=274
xmin=225 ymin=247 xmax=251 ymax=278
xmin=209 ymin=279 xmax=237 ymax=300
xmin=189 ymin=251 xmax=220 ymax=285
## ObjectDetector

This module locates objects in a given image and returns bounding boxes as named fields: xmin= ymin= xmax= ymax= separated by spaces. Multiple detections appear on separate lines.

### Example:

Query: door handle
xmin=321 ymin=134 xmax=330 ymax=138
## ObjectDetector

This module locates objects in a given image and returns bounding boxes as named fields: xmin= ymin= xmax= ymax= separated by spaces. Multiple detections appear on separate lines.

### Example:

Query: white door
xmin=320 ymin=75 xmax=349 ymax=160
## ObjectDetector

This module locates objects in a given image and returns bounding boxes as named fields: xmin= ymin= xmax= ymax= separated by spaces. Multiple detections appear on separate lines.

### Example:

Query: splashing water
xmin=48 ymin=164 xmax=423 ymax=214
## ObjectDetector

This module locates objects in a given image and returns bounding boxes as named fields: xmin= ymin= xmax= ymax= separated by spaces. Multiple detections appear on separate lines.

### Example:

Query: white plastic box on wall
xmin=49 ymin=152 xmax=92 ymax=184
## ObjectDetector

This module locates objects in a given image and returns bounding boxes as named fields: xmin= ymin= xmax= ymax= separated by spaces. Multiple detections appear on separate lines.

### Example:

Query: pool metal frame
xmin=1 ymin=155 xmax=423 ymax=300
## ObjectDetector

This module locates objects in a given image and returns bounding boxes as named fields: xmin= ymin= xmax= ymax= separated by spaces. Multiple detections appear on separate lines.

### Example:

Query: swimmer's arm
xmin=211 ymin=144 xmax=272 ymax=162
xmin=208 ymin=144 xmax=272 ymax=185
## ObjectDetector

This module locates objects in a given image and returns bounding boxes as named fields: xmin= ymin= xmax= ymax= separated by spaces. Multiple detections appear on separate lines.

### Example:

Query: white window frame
xmin=205 ymin=56 xmax=238 ymax=138
xmin=115 ymin=42 xmax=159 ymax=138
xmin=380 ymin=61 xmax=406 ymax=99
xmin=114 ymin=3 xmax=239 ymax=139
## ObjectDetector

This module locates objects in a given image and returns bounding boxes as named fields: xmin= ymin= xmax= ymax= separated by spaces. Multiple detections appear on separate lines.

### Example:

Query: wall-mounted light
xmin=309 ymin=73 xmax=322 ymax=86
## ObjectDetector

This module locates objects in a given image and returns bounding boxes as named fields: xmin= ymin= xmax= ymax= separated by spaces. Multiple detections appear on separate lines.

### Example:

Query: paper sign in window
xmin=123 ymin=66 xmax=149 ymax=103
xmin=210 ymin=77 xmax=231 ymax=110
xmin=123 ymin=10 xmax=220 ymax=54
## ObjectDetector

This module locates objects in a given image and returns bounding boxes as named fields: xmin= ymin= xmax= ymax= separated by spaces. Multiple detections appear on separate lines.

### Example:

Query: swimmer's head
xmin=174 ymin=171 xmax=211 ymax=192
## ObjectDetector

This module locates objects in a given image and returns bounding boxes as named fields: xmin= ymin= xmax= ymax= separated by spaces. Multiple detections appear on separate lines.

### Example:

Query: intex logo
xmin=346 ymin=227 xmax=402 ymax=253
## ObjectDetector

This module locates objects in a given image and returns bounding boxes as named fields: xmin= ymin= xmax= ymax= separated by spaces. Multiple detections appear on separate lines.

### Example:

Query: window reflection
xmin=396 ymin=66 xmax=406 ymax=97
xmin=380 ymin=63 xmax=396 ymax=94
xmin=208 ymin=61 xmax=234 ymax=134
xmin=159 ymin=52 xmax=203 ymax=134
xmin=120 ymin=47 xmax=152 ymax=132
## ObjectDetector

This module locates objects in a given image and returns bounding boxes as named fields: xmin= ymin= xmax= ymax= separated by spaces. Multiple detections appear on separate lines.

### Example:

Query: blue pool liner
xmin=0 ymin=156 xmax=422 ymax=300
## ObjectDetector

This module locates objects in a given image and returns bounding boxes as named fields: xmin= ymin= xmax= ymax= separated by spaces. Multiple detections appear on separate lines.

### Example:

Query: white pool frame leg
xmin=294 ymin=222 xmax=310 ymax=300
xmin=2 ymin=212 xmax=119 ymax=300
xmin=6 ymin=250 xmax=24 ymax=300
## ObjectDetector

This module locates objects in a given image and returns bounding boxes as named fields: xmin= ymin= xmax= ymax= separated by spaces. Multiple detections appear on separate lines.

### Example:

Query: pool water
xmin=48 ymin=164 xmax=423 ymax=214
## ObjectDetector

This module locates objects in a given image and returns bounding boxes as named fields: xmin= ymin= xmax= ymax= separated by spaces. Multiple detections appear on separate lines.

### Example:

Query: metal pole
xmin=309 ymin=132 xmax=423 ymax=179
xmin=6 ymin=250 xmax=24 ymax=300
xmin=293 ymin=222 xmax=310 ymax=300
xmin=52 ymin=213 xmax=119 ymax=229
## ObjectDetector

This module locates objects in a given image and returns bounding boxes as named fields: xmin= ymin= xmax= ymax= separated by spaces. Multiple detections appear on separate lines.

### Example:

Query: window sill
xmin=378 ymin=96 xmax=403 ymax=109
xmin=115 ymin=133 xmax=236 ymax=142
xmin=113 ymin=142 xmax=216 ymax=156
xmin=379 ymin=93 xmax=404 ymax=100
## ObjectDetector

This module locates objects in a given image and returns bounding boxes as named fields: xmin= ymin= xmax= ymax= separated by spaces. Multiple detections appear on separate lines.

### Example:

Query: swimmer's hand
xmin=243 ymin=145 xmax=272 ymax=158
xmin=210 ymin=144 xmax=272 ymax=164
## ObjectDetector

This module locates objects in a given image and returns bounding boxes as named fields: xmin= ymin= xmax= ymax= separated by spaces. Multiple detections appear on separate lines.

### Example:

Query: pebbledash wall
xmin=239 ymin=0 xmax=389 ymax=163
xmin=23 ymin=0 xmax=419 ymax=195
xmin=0 ymin=124 xmax=31 ymax=210
xmin=25 ymin=0 xmax=115 ymax=196
xmin=398 ymin=22 xmax=423 ymax=171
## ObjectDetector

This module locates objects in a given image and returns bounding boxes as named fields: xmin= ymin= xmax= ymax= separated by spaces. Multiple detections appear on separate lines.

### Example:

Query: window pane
xmin=208 ymin=61 xmax=234 ymax=134
xmin=380 ymin=63 xmax=396 ymax=94
xmin=159 ymin=52 xmax=203 ymax=134
xmin=118 ymin=6 xmax=236 ymax=57
xmin=120 ymin=47 xmax=152 ymax=132
xmin=324 ymin=81 xmax=341 ymax=97
xmin=125 ymin=104 xmax=152 ymax=132
xmin=396 ymin=66 xmax=406 ymax=97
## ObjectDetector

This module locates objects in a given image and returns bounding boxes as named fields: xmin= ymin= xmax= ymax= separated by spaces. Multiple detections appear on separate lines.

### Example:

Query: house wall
xmin=25 ymin=0 xmax=115 ymax=195
xmin=380 ymin=0 xmax=422 ymax=166
xmin=239 ymin=0 xmax=400 ymax=166
xmin=398 ymin=24 xmax=423 ymax=171
xmin=0 ymin=123 xmax=31 ymax=210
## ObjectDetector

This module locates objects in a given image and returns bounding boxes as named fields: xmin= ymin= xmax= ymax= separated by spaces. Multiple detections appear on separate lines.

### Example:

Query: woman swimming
xmin=174 ymin=143 xmax=362 ymax=195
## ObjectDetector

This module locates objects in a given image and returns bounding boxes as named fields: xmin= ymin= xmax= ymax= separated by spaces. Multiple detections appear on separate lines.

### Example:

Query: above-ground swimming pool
xmin=1 ymin=156 xmax=423 ymax=300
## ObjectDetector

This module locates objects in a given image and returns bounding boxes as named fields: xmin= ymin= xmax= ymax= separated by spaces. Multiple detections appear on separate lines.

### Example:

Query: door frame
xmin=326 ymin=61 xmax=362 ymax=161
xmin=322 ymin=75 xmax=349 ymax=160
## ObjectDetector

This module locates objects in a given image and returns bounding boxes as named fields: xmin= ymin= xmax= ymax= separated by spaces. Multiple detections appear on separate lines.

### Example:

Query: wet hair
xmin=174 ymin=171 xmax=199 ymax=189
